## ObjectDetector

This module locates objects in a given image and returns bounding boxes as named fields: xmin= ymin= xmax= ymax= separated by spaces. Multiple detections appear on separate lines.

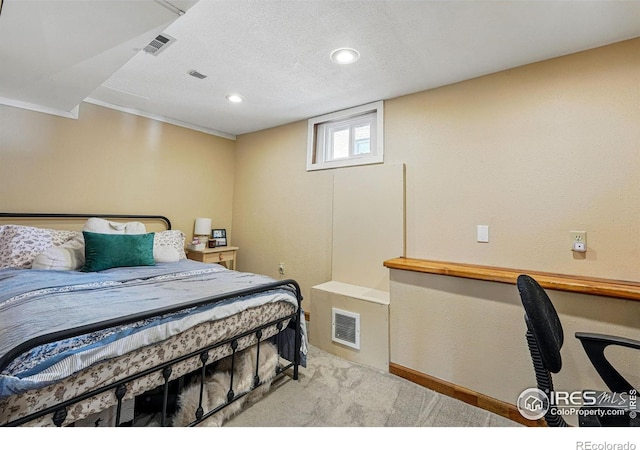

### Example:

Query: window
xmin=307 ymin=101 xmax=383 ymax=171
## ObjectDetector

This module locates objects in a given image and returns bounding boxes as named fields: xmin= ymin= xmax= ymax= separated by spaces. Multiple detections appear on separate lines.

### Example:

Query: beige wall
xmin=0 ymin=102 xmax=235 ymax=237
xmin=232 ymin=122 xmax=334 ymax=303
xmin=232 ymin=38 xmax=640 ymax=411
xmin=386 ymin=38 xmax=640 ymax=281
xmin=332 ymin=163 xmax=405 ymax=292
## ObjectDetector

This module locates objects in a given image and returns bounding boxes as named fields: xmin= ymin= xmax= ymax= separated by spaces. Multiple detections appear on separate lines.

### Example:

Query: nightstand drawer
xmin=186 ymin=246 xmax=238 ymax=270
xmin=203 ymin=250 xmax=234 ymax=264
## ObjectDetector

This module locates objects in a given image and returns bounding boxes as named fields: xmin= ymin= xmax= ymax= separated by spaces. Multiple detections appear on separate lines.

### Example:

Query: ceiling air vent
xmin=332 ymin=308 xmax=360 ymax=350
xmin=143 ymin=33 xmax=176 ymax=56
xmin=188 ymin=70 xmax=207 ymax=80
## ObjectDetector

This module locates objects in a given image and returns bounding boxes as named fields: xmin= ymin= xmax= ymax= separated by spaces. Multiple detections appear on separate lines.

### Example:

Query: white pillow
xmin=153 ymin=245 xmax=181 ymax=263
xmin=83 ymin=218 xmax=147 ymax=235
xmin=32 ymin=235 xmax=85 ymax=271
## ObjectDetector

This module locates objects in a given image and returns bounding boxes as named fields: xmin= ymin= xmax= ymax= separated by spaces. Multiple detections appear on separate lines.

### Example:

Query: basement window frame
xmin=307 ymin=101 xmax=384 ymax=171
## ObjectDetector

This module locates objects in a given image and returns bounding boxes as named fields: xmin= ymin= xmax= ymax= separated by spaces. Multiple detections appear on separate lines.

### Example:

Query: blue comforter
xmin=0 ymin=260 xmax=304 ymax=397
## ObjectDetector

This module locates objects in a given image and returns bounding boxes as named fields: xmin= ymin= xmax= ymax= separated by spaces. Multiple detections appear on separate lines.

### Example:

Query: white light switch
xmin=477 ymin=225 xmax=489 ymax=243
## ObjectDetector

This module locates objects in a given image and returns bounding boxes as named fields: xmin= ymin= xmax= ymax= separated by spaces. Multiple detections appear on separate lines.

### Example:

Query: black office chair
xmin=516 ymin=274 xmax=639 ymax=427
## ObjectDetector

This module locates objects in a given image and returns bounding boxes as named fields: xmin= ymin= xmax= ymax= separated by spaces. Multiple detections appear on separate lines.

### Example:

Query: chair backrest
xmin=517 ymin=274 xmax=564 ymax=373
xmin=517 ymin=274 xmax=568 ymax=427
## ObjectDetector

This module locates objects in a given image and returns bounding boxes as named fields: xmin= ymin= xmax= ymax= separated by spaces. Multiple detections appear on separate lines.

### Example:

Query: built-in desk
xmin=383 ymin=257 xmax=640 ymax=302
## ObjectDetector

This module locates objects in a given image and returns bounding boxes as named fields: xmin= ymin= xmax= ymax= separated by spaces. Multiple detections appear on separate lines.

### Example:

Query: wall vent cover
xmin=332 ymin=308 xmax=360 ymax=350
xmin=143 ymin=34 xmax=176 ymax=56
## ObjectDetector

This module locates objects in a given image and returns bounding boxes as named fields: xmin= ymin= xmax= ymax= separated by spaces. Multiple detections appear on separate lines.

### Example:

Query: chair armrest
xmin=575 ymin=332 xmax=640 ymax=393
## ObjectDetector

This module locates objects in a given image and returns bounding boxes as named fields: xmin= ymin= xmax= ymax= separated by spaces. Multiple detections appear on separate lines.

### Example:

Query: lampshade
xmin=194 ymin=218 xmax=212 ymax=235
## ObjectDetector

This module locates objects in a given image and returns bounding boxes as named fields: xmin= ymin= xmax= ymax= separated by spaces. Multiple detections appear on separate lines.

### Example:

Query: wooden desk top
xmin=384 ymin=257 xmax=640 ymax=302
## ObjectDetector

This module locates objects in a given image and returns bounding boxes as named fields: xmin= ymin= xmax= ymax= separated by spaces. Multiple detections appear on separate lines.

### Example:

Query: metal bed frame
xmin=0 ymin=213 xmax=303 ymax=427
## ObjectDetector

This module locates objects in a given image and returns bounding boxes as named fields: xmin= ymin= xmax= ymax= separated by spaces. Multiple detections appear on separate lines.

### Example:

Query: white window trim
xmin=307 ymin=100 xmax=384 ymax=171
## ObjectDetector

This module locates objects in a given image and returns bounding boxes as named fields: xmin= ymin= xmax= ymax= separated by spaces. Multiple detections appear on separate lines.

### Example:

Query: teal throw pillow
xmin=82 ymin=231 xmax=155 ymax=272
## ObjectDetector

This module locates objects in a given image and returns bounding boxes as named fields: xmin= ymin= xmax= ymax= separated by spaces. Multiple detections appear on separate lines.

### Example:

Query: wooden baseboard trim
xmin=389 ymin=362 xmax=546 ymax=427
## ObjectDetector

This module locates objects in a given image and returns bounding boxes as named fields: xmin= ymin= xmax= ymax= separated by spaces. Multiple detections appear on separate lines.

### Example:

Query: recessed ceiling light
xmin=225 ymin=94 xmax=243 ymax=103
xmin=330 ymin=48 xmax=360 ymax=65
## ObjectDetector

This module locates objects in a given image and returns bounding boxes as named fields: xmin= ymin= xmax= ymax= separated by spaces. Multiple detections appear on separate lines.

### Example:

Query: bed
xmin=0 ymin=213 xmax=305 ymax=427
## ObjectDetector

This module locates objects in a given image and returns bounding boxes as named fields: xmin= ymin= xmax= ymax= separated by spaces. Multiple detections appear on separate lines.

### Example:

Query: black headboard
xmin=0 ymin=213 xmax=172 ymax=230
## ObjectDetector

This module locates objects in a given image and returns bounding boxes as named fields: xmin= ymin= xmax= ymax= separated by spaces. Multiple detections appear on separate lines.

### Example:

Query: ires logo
xmin=517 ymin=388 xmax=637 ymax=421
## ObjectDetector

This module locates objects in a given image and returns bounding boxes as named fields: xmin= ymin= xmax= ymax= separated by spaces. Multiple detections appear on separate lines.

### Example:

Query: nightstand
xmin=186 ymin=246 xmax=239 ymax=270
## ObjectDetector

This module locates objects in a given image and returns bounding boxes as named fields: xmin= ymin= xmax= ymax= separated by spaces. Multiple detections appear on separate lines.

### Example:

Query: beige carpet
xmin=224 ymin=345 xmax=522 ymax=427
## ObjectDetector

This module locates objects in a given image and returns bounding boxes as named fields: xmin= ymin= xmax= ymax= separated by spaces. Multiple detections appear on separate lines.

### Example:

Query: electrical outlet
xmin=570 ymin=231 xmax=587 ymax=252
xmin=278 ymin=263 xmax=285 ymax=275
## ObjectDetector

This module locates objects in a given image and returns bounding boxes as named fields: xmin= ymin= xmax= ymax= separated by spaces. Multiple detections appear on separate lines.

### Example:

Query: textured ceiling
xmin=2 ymin=1 xmax=640 ymax=138
xmin=0 ymin=1 xmax=198 ymax=117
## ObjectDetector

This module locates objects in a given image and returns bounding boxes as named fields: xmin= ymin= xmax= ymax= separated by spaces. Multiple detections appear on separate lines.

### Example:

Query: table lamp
xmin=191 ymin=217 xmax=211 ymax=250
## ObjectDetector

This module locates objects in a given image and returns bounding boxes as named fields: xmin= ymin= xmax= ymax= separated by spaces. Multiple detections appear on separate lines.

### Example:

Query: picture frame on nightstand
xmin=211 ymin=229 xmax=227 ymax=247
